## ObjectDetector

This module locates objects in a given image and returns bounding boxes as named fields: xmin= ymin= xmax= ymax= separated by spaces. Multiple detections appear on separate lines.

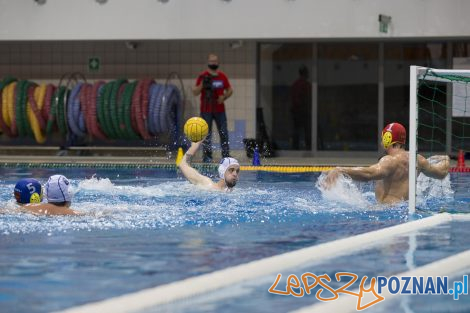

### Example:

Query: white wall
xmin=0 ymin=0 xmax=468 ymax=41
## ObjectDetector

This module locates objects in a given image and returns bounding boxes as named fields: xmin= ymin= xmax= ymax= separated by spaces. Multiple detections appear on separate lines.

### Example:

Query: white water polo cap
xmin=45 ymin=175 xmax=72 ymax=203
xmin=218 ymin=157 xmax=240 ymax=179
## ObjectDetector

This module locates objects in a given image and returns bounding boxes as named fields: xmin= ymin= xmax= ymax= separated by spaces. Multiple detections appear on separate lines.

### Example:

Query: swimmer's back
xmin=375 ymin=151 xmax=409 ymax=202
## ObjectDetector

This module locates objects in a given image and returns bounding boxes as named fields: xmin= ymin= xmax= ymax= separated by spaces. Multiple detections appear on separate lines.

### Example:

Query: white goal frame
xmin=409 ymin=66 xmax=470 ymax=214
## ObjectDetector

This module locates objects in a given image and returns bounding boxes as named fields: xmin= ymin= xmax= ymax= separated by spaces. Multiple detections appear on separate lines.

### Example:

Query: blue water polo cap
xmin=14 ymin=178 xmax=43 ymax=204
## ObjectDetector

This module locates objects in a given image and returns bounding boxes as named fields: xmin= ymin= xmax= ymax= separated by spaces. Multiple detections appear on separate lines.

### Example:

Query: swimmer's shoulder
xmin=23 ymin=203 xmax=78 ymax=216
xmin=378 ymin=154 xmax=393 ymax=163
xmin=379 ymin=151 xmax=407 ymax=164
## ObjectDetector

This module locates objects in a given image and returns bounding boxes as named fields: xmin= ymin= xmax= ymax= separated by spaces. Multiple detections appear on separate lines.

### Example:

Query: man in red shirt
xmin=192 ymin=53 xmax=233 ymax=163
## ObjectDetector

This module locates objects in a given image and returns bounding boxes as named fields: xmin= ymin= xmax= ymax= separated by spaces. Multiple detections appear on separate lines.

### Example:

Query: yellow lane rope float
xmin=240 ymin=166 xmax=334 ymax=173
xmin=2 ymin=82 xmax=11 ymax=127
xmin=4 ymin=82 xmax=16 ymax=128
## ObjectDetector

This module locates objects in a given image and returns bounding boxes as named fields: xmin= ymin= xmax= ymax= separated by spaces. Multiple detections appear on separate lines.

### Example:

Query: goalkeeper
xmin=323 ymin=122 xmax=449 ymax=204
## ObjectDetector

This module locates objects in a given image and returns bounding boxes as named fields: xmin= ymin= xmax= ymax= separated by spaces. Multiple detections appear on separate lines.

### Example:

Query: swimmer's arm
xmin=178 ymin=141 xmax=213 ymax=187
xmin=338 ymin=157 xmax=393 ymax=181
xmin=417 ymin=154 xmax=449 ymax=179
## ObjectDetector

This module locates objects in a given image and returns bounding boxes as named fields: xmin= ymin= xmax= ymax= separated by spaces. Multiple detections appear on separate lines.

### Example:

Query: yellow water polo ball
xmin=184 ymin=117 xmax=209 ymax=142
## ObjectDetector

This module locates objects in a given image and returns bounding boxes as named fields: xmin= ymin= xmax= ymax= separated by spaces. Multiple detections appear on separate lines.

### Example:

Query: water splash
xmin=416 ymin=173 xmax=453 ymax=207
xmin=315 ymin=172 xmax=371 ymax=207
xmin=0 ymin=172 xmax=414 ymax=234
xmin=315 ymin=156 xmax=455 ymax=211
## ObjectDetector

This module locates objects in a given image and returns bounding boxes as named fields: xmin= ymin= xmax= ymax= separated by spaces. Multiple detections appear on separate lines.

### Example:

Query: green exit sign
xmin=88 ymin=57 xmax=100 ymax=72
xmin=378 ymin=14 xmax=391 ymax=34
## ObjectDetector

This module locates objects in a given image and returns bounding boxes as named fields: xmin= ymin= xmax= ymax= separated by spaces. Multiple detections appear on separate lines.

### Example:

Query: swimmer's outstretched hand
xmin=182 ymin=140 xmax=206 ymax=165
xmin=322 ymin=168 xmax=343 ymax=189
xmin=427 ymin=155 xmax=450 ymax=174
xmin=430 ymin=155 xmax=450 ymax=165
xmin=187 ymin=140 xmax=204 ymax=153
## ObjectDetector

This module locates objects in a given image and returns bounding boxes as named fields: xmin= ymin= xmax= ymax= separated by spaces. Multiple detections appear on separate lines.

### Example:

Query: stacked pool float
xmin=0 ymin=76 xmax=183 ymax=144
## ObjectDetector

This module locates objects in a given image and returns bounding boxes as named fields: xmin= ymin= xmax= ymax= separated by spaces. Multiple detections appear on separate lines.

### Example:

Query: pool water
xmin=154 ymin=220 xmax=470 ymax=313
xmin=0 ymin=168 xmax=467 ymax=313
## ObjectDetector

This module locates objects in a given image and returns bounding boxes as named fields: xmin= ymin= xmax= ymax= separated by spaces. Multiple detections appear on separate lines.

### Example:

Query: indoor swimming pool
xmin=0 ymin=167 xmax=467 ymax=313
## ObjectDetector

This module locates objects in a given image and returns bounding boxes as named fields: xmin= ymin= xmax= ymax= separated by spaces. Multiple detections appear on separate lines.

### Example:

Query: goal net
xmin=409 ymin=66 xmax=470 ymax=214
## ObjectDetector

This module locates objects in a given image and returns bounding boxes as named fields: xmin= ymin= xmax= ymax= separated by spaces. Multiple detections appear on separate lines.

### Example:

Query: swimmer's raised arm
xmin=337 ymin=157 xmax=394 ymax=181
xmin=417 ymin=154 xmax=449 ymax=179
xmin=323 ymin=156 xmax=394 ymax=188
xmin=336 ymin=156 xmax=393 ymax=181
xmin=178 ymin=141 xmax=214 ymax=187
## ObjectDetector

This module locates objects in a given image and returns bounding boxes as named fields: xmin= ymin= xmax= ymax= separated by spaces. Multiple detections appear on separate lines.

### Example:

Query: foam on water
xmin=0 ymin=175 xmax=335 ymax=234
xmin=416 ymin=157 xmax=454 ymax=206
xmin=315 ymin=172 xmax=373 ymax=208
xmin=0 ymin=168 xmax=437 ymax=234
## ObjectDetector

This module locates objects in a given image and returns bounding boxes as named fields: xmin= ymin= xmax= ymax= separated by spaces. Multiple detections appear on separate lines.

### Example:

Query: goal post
xmin=409 ymin=66 xmax=470 ymax=215
xmin=409 ymin=66 xmax=418 ymax=215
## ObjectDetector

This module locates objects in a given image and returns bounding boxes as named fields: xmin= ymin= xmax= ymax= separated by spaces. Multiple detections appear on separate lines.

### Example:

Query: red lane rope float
xmin=132 ymin=79 xmax=152 ymax=140
xmin=450 ymin=167 xmax=470 ymax=172
xmin=27 ymin=84 xmax=46 ymax=131
xmin=130 ymin=80 xmax=141 ymax=136
xmin=42 ymin=84 xmax=55 ymax=123
xmin=89 ymin=81 xmax=107 ymax=140
xmin=34 ymin=85 xmax=47 ymax=141
xmin=141 ymin=80 xmax=154 ymax=139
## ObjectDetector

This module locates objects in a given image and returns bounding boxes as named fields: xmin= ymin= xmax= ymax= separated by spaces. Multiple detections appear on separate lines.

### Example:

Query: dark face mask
xmin=208 ymin=64 xmax=219 ymax=71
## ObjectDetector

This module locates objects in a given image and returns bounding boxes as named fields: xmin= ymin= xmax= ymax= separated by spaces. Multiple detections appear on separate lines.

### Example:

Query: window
xmin=259 ymin=43 xmax=312 ymax=150
xmin=317 ymin=43 xmax=378 ymax=151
